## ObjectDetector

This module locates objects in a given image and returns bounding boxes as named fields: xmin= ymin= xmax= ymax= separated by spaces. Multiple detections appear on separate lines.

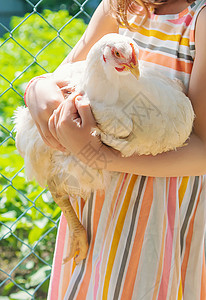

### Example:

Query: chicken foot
xmin=48 ymin=178 xmax=89 ymax=265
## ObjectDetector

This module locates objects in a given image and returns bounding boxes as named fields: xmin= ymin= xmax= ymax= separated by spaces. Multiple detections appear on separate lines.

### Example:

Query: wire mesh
xmin=0 ymin=0 xmax=98 ymax=298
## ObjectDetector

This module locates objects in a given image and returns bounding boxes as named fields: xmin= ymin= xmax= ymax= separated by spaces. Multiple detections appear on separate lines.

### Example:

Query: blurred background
xmin=0 ymin=0 xmax=99 ymax=299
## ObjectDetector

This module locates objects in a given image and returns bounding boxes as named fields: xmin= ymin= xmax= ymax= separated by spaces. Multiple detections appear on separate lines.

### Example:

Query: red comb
xmin=130 ymin=43 xmax=137 ymax=66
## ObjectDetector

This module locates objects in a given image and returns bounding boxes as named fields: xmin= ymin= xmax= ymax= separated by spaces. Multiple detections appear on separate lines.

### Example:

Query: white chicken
xmin=14 ymin=33 xmax=194 ymax=264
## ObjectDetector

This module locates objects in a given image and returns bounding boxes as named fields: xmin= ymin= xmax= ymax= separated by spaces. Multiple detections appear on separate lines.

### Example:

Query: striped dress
xmin=47 ymin=1 xmax=206 ymax=299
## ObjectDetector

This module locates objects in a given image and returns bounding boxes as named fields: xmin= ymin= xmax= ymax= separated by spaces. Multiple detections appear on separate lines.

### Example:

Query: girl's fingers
xmin=75 ymin=97 xmax=96 ymax=128
xmin=39 ymin=103 xmax=65 ymax=150
xmin=46 ymin=93 xmax=87 ymax=151
xmin=56 ymin=80 xmax=73 ymax=89
xmin=59 ymin=95 xmax=81 ymax=124
xmin=60 ymin=84 xmax=76 ymax=94
xmin=48 ymin=114 xmax=58 ymax=141
xmin=67 ymin=91 xmax=83 ymax=103
xmin=36 ymin=122 xmax=65 ymax=151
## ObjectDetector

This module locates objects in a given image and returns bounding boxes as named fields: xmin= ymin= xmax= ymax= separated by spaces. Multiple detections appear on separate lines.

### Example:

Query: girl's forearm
xmin=86 ymin=133 xmax=206 ymax=177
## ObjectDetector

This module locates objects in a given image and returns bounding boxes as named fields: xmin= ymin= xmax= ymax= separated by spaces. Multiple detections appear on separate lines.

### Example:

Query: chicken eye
xmin=114 ymin=51 xmax=121 ymax=58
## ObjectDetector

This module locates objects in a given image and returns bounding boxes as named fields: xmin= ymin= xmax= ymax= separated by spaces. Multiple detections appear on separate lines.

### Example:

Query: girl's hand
xmin=48 ymin=94 xmax=102 ymax=161
xmin=26 ymin=77 xmax=70 ymax=151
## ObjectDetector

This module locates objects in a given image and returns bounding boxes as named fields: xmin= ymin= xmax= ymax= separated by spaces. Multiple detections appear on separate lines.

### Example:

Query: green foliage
xmin=0 ymin=9 xmax=87 ymax=299
xmin=37 ymin=0 xmax=84 ymax=16
xmin=32 ymin=0 xmax=92 ymax=17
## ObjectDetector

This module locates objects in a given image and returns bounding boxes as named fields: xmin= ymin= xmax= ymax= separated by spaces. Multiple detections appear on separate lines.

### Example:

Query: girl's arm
xmin=50 ymin=7 xmax=206 ymax=177
xmin=59 ymin=0 xmax=119 ymax=64
xmin=26 ymin=0 xmax=118 ymax=150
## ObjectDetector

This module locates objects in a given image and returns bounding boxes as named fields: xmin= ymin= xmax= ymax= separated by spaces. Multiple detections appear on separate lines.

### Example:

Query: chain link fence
xmin=0 ymin=0 xmax=98 ymax=298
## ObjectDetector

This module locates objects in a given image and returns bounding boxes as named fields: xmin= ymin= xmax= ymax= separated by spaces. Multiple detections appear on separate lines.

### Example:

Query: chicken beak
xmin=129 ymin=63 xmax=140 ymax=80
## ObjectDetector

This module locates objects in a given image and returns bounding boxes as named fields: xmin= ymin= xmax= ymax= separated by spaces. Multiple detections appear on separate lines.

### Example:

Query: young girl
xmin=26 ymin=0 xmax=206 ymax=299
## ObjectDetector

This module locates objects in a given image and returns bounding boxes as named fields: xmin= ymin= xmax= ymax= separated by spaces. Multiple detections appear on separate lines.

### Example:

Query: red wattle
xmin=115 ymin=66 xmax=126 ymax=72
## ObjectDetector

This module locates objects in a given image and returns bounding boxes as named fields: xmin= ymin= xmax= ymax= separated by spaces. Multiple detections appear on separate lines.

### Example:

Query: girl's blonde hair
xmin=110 ymin=0 xmax=194 ymax=31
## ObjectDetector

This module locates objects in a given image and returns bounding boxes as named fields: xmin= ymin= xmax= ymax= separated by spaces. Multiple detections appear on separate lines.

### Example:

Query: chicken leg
xmin=48 ymin=178 xmax=89 ymax=264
